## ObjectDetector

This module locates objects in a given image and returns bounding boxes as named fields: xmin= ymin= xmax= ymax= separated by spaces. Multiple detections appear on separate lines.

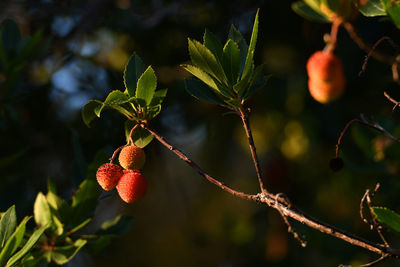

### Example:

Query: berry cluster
xmin=96 ymin=145 xmax=147 ymax=203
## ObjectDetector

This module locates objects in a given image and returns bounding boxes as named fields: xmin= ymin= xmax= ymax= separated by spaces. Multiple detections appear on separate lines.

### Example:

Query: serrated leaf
xmin=228 ymin=25 xmax=248 ymax=77
xmin=372 ymin=207 xmax=400 ymax=233
xmin=50 ymin=239 xmax=87 ymax=265
xmin=81 ymin=100 xmax=102 ymax=127
xmin=149 ymin=89 xmax=168 ymax=107
xmin=203 ymin=29 xmax=223 ymax=63
xmin=0 ymin=216 xmax=30 ymax=266
xmin=359 ymin=0 xmax=386 ymax=16
xmin=187 ymin=39 xmax=228 ymax=86
xmin=124 ymin=120 xmax=154 ymax=148
xmin=124 ymin=53 xmax=146 ymax=97
xmin=222 ymin=39 xmax=240 ymax=85
xmin=184 ymin=78 xmax=225 ymax=105
xmin=97 ymin=90 xmax=130 ymax=115
xmin=0 ymin=206 xmax=17 ymax=249
xmin=5 ymin=223 xmax=49 ymax=267
xmin=292 ymin=1 xmax=331 ymax=22
xmin=382 ymin=0 xmax=400 ymax=28
xmin=242 ymin=9 xmax=259 ymax=80
xmin=181 ymin=64 xmax=219 ymax=91
xmin=136 ymin=66 xmax=157 ymax=106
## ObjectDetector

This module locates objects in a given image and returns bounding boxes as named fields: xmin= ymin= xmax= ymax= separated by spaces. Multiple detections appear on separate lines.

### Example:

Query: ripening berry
xmin=96 ymin=163 xmax=124 ymax=191
xmin=116 ymin=170 xmax=147 ymax=203
xmin=306 ymin=51 xmax=346 ymax=104
xmin=118 ymin=145 xmax=146 ymax=170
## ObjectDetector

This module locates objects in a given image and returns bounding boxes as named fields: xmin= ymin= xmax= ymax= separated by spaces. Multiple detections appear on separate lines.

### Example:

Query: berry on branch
xmin=96 ymin=163 xmax=124 ymax=191
xmin=116 ymin=170 xmax=148 ymax=203
xmin=118 ymin=145 xmax=146 ymax=170
xmin=306 ymin=51 xmax=346 ymax=104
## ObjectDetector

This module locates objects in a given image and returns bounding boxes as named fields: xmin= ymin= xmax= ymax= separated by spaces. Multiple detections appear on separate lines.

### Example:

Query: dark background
xmin=1 ymin=0 xmax=400 ymax=266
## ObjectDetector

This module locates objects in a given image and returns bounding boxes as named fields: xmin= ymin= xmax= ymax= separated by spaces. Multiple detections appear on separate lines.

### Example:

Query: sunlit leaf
xmin=222 ymin=39 xmax=240 ymax=85
xmin=358 ymin=0 xmax=386 ymax=16
xmin=124 ymin=120 xmax=154 ymax=148
xmin=136 ymin=66 xmax=157 ymax=106
xmin=203 ymin=29 xmax=223 ymax=63
xmin=292 ymin=1 xmax=331 ymax=22
xmin=50 ymin=239 xmax=87 ymax=265
xmin=81 ymin=100 xmax=102 ymax=127
xmin=382 ymin=0 xmax=400 ymax=28
xmin=372 ymin=206 xmax=400 ymax=233
xmin=0 ymin=206 xmax=17 ymax=250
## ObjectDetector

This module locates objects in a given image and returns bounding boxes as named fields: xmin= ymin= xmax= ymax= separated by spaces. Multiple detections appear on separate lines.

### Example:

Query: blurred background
xmin=1 ymin=0 xmax=400 ymax=266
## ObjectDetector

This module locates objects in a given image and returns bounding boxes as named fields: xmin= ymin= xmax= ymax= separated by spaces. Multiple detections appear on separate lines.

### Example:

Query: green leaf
xmin=16 ymin=29 xmax=43 ymax=62
xmin=0 ymin=206 xmax=17 ymax=249
xmin=0 ymin=216 xmax=30 ymax=266
xmin=181 ymin=64 xmax=219 ymax=91
xmin=97 ymin=90 xmax=130 ymax=115
xmin=371 ymin=207 xmax=400 ymax=233
xmin=124 ymin=120 xmax=154 ymax=148
xmin=321 ymin=0 xmax=354 ymax=19
xmin=98 ymin=215 xmax=135 ymax=236
xmin=5 ymin=223 xmax=49 ymax=267
xmin=71 ymin=179 xmax=99 ymax=228
xmin=67 ymin=218 xmax=91 ymax=235
xmin=382 ymin=0 xmax=400 ymax=28
xmin=292 ymin=1 xmax=331 ymax=22
xmin=136 ymin=66 xmax=157 ymax=106
xmin=33 ymin=193 xmax=52 ymax=228
xmin=203 ymin=29 xmax=223 ymax=63
xmin=242 ymin=9 xmax=259 ymax=80
xmin=124 ymin=53 xmax=146 ymax=97
xmin=149 ymin=89 xmax=168 ymax=107
xmin=50 ymin=239 xmax=87 ymax=265
xmin=187 ymin=39 xmax=228 ymax=86
xmin=228 ymin=25 xmax=248 ymax=77
xmin=81 ymin=100 xmax=102 ymax=127
xmin=358 ymin=0 xmax=386 ymax=16
xmin=222 ymin=39 xmax=241 ymax=85
xmin=184 ymin=78 xmax=225 ymax=105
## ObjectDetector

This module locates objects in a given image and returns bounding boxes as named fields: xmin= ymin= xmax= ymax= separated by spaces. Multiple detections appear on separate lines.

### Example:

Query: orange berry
xmin=116 ymin=171 xmax=147 ymax=203
xmin=306 ymin=51 xmax=346 ymax=104
xmin=118 ymin=145 xmax=146 ymax=170
xmin=96 ymin=163 xmax=124 ymax=191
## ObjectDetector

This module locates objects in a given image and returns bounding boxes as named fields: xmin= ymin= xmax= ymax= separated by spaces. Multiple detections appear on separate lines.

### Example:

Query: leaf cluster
xmin=292 ymin=0 xmax=400 ymax=29
xmin=182 ymin=10 xmax=270 ymax=108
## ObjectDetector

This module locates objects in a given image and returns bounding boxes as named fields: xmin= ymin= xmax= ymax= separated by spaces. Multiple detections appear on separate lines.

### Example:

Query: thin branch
xmin=142 ymin=124 xmax=400 ymax=259
xmin=343 ymin=22 xmax=396 ymax=66
xmin=238 ymin=107 xmax=268 ymax=194
xmin=336 ymin=115 xmax=400 ymax=157
xmin=360 ymin=255 xmax=389 ymax=267
xmin=384 ymin=91 xmax=400 ymax=112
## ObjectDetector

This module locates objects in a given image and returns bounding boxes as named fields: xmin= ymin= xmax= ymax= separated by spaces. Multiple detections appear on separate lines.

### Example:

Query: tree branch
xmin=141 ymin=124 xmax=400 ymax=259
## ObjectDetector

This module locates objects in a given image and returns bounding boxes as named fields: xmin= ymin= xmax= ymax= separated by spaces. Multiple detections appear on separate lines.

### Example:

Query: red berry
xmin=118 ymin=145 xmax=146 ymax=170
xmin=306 ymin=51 xmax=346 ymax=104
xmin=96 ymin=163 xmax=124 ymax=191
xmin=116 ymin=171 xmax=147 ymax=203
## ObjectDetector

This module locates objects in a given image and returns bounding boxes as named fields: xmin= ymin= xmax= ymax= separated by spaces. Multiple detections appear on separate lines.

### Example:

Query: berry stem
xmin=128 ymin=123 xmax=140 ymax=145
xmin=324 ymin=17 xmax=342 ymax=53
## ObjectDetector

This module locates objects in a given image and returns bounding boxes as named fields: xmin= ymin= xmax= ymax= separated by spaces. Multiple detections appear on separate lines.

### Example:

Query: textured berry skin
xmin=306 ymin=51 xmax=346 ymax=104
xmin=96 ymin=163 xmax=124 ymax=191
xmin=116 ymin=171 xmax=147 ymax=203
xmin=118 ymin=145 xmax=146 ymax=170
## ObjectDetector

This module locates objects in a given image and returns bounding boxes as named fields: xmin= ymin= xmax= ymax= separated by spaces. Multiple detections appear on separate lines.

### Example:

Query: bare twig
xmin=336 ymin=115 xmax=400 ymax=157
xmin=238 ymin=107 xmax=268 ymax=194
xmin=360 ymin=255 xmax=389 ymax=267
xmin=142 ymin=124 xmax=400 ymax=259
xmin=384 ymin=91 xmax=400 ymax=112
xmin=343 ymin=22 xmax=396 ymax=66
